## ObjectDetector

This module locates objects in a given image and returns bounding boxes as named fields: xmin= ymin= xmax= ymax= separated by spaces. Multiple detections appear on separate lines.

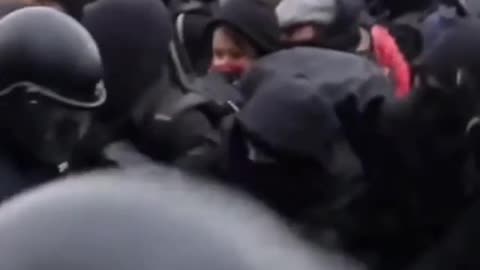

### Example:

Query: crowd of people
xmin=0 ymin=0 xmax=479 ymax=269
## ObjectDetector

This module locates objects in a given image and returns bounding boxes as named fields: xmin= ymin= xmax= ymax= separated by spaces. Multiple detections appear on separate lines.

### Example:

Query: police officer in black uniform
xmin=0 ymin=6 xmax=106 ymax=201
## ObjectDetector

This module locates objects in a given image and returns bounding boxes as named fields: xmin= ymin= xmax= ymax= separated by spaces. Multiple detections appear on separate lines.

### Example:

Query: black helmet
xmin=0 ymin=166 xmax=359 ymax=270
xmin=0 ymin=7 xmax=105 ymax=109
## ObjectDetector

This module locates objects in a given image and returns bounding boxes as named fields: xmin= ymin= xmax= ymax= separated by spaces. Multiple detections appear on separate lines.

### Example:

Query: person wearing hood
xmin=0 ymin=166 xmax=364 ymax=270
xmin=81 ymin=0 xmax=177 ymax=165
xmin=276 ymin=0 xmax=412 ymax=99
xmin=222 ymin=47 xmax=393 ymax=231
xmin=333 ymin=17 xmax=480 ymax=270
xmin=83 ymin=0 xmax=229 ymax=169
xmin=83 ymin=0 xmax=172 ymax=129
xmin=0 ymin=7 xmax=105 ymax=201
xmin=208 ymin=0 xmax=281 ymax=82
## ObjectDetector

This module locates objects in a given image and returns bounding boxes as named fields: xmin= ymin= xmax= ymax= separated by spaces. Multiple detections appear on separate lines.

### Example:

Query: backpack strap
xmin=154 ymin=92 xmax=210 ymax=122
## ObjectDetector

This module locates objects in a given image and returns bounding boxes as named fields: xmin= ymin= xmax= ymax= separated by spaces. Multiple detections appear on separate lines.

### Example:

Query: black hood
xmin=208 ymin=0 xmax=281 ymax=56
xmin=239 ymin=47 xmax=394 ymax=106
xmin=235 ymin=47 xmax=392 ymax=174
xmin=83 ymin=0 xmax=173 ymax=121
xmin=224 ymin=48 xmax=392 ymax=219
xmin=233 ymin=73 xmax=353 ymax=216
xmin=237 ymin=74 xmax=341 ymax=165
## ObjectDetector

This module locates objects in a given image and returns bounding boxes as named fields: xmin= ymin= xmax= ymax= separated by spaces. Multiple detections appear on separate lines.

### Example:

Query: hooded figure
xmin=333 ymin=18 xmax=480 ymax=270
xmin=83 ymin=0 xmax=230 ymax=168
xmin=0 ymin=7 xmax=105 ymax=200
xmin=83 ymin=0 xmax=172 ymax=128
xmin=81 ymin=0 xmax=173 ymax=162
xmin=276 ymin=0 xmax=412 ymax=98
xmin=207 ymin=0 xmax=281 ymax=81
xmin=224 ymin=48 xmax=393 ymax=223
xmin=0 ymin=166 xmax=363 ymax=270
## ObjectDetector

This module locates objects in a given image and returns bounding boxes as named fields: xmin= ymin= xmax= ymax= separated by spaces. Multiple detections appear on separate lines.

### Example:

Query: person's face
xmin=211 ymin=27 xmax=256 ymax=78
xmin=281 ymin=24 xmax=325 ymax=46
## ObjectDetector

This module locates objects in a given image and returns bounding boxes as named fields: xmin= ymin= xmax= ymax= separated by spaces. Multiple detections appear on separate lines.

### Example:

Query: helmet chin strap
xmin=0 ymin=81 xmax=107 ymax=109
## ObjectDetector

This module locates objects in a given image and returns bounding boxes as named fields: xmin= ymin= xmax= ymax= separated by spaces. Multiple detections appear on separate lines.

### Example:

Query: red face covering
xmin=210 ymin=63 xmax=247 ymax=81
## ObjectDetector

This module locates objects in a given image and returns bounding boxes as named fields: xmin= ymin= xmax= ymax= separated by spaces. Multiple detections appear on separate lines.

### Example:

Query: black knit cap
xmin=208 ymin=0 xmax=281 ymax=56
